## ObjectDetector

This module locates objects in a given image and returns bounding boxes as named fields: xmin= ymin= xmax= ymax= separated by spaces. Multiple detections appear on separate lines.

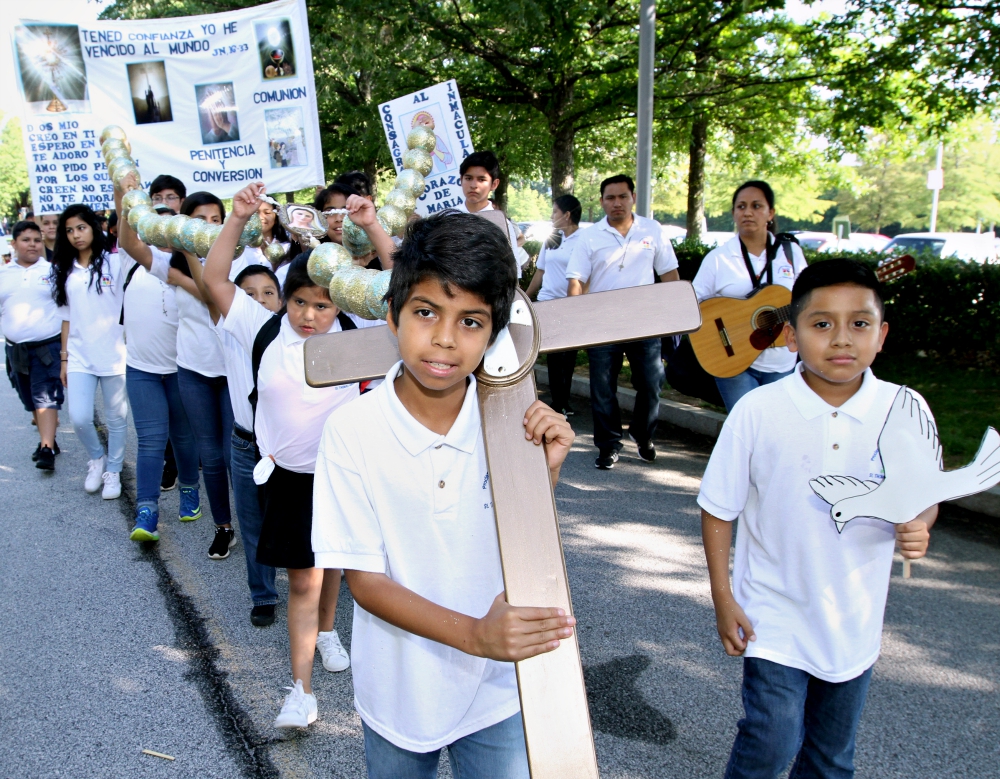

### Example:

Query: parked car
xmin=818 ymin=233 xmax=891 ymax=254
xmin=788 ymin=231 xmax=838 ymax=251
xmin=660 ymin=224 xmax=686 ymax=244
xmin=882 ymin=232 xmax=997 ymax=263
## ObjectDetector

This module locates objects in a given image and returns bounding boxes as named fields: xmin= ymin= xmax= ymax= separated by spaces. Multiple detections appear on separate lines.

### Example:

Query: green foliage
xmin=505 ymin=186 xmax=549 ymax=222
xmin=0 ymin=115 xmax=30 ymax=220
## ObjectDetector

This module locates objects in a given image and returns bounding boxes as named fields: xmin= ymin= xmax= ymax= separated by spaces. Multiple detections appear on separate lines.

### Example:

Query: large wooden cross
xmin=305 ymin=281 xmax=701 ymax=777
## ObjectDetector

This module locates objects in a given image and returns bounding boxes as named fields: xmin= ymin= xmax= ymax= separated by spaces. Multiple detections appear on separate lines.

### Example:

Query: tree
xmin=0 ymin=115 xmax=31 ymax=220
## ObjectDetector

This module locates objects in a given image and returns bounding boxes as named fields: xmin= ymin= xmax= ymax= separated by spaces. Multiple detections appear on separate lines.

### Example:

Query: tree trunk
xmin=550 ymin=123 xmax=575 ymax=198
xmin=494 ymin=152 xmax=509 ymax=212
xmin=686 ymin=114 xmax=709 ymax=242
xmin=364 ymin=159 xmax=379 ymax=201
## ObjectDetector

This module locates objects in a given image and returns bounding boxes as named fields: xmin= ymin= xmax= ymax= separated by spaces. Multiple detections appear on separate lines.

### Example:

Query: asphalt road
xmin=1 ymin=378 xmax=998 ymax=778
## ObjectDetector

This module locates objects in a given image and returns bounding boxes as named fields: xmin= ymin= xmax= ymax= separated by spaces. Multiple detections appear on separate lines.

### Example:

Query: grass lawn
xmin=543 ymin=351 xmax=998 ymax=469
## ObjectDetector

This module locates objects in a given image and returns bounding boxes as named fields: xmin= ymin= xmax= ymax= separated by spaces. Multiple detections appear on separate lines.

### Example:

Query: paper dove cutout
xmin=810 ymin=386 xmax=1000 ymax=532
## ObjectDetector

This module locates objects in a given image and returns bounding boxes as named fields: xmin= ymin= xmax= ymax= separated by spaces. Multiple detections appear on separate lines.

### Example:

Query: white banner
xmin=379 ymin=80 xmax=473 ymax=216
xmin=11 ymin=0 xmax=323 ymax=214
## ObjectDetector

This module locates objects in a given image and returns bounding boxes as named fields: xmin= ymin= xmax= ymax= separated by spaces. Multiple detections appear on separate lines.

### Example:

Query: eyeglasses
xmin=152 ymin=194 xmax=181 ymax=204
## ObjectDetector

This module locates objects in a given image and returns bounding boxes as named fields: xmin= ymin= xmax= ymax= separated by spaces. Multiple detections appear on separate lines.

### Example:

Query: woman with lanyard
xmin=242 ymin=198 xmax=292 ymax=287
xmin=166 ymin=192 xmax=242 ymax=560
xmin=113 ymin=178 xmax=202 ymax=543
xmin=691 ymin=180 xmax=808 ymax=411
xmin=51 ymin=204 xmax=160 ymax=498
xmin=525 ymin=194 xmax=583 ymax=417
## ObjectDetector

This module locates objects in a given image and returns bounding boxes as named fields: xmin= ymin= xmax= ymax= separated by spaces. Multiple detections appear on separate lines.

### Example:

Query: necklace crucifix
xmin=304 ymin=281 xmax=702 ymax=778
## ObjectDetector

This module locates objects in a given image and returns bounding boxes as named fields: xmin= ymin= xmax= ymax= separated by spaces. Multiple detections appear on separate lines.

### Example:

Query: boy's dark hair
xmin=11 ymin=220 xmax=42 ymax=240
xmin=335 ymin=170 xmax=372 ymax=198
xmin=149 ymin=174 xmax=187 ymax=200
xmin=313 ymin=183 xmax=355 ymax=211
xmin=282 ymin=251 xmax=331 ymax=303
xmin=386 ymin=211 xmax=517 ymax=343
xmin=600 ymin=174 xmax=634 ymax=196
xmin=553 ymin=194 xmax=582 ymax=226
xmin=170 ymin=192 xmax=226 ymax=277
xmin=790 ymin=259 xmax=885 ymax=325
xmin=459 ymin=151 xmax=500 ymax=181
xmin=235 ymin=263 xmax=281 ymax=292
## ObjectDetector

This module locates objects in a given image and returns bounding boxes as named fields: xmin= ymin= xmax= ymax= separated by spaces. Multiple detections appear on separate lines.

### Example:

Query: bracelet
xmin=59 ymin=351 xmax=68 ymax=357
xmin=60 ymin=359 xmax=68 ymax=362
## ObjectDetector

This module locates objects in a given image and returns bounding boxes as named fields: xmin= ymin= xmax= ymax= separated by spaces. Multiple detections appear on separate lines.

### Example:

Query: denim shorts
xmin=6 ymin=341 xmax=64 ymax=412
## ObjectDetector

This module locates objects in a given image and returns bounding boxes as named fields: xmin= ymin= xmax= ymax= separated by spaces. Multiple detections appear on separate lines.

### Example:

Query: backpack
xmin=248 ymin=310 xmax=357 ymax=439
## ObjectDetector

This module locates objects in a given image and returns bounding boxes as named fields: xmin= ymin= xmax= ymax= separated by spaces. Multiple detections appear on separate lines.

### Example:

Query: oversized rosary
xmin=101 ymin=119 xmax=438 ymax=321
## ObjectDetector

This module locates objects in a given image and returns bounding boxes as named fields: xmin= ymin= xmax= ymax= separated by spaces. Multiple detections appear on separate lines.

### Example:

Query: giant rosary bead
xmin=402 ymin=148 xmax=434 ymax=177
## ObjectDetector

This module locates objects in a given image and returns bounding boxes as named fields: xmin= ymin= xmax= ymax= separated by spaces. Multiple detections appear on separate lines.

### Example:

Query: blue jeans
xmin=725 ymin=658 xmax=874 ymax=779
xmin=176 ymin=367 xmax=233 ymax=526
xmin=715 ymin=367 xmax=792 ymax=412
xmin=67 ymin=372 xmax=128 ymax=473
xmin=587 ymin=337 xmax=664 ymax=452
xmin=363 ymin=712 xmax=529 ymax=779
xmin=126 ymin=367 xmax=200 ymax=510
xmin=231 ymin=428 xmax=278 ymax=606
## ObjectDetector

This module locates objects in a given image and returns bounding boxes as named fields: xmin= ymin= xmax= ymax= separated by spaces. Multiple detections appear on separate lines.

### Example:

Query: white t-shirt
xmin=173 ymin=256 xmax=250 ymax=377
xmin=692 ymin=235 xmax=808 ymax=374
xmin=454 ymin=200 xmax=528 ymax=277
xmin=63 ymin=254 xmax=128 ymax=376
xmin=214 ymin=292 xmax=264 ymax=434
xmin=697 ymin=366 xmax=929 ymax=683
xmin=0 ymin=259 xmax=65 ymax=343
xmin=122 ymin=247 xmax=177 ymax=374
xmin=565 ymin=214 xmax=679 ymax=293
xmin=535 ymin=230 xmax=581 ymax=301
xmin=222 ymin=288 xmax=374 ymax=472
xmin=312 ymin=365 xmax=520 ymax=752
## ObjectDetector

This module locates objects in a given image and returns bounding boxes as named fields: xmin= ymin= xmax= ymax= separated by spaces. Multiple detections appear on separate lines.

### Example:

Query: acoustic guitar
xmin=689 ymin=255 xmax=915 ymax=378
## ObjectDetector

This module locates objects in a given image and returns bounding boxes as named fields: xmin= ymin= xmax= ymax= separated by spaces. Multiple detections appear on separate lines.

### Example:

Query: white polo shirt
xmin=312 ymin=365 xmax=520 ymax=752
xmin=214 ymin=313 xmax=255 ymax=433
xmin=692 ymin=235 xmax=808 ymax=374
xmin=535 ymin=230 xmax=581 ymax=301
xmin=454 ymin=200 xmax=528 ymax=276
xmin=222 ymin=288 xmax=373 ymax=472
xmin=63 ymin=254 xmax=127 ymax=376
xmin=565 ymin=214 xmax=678 ymax=293
xmin=122 ymin=247 xmax=177 ymax=375
xmin=697 ymin=366 xmax=931 ymax=682
xmin=0 ymin=259 xmax=65 ymax=344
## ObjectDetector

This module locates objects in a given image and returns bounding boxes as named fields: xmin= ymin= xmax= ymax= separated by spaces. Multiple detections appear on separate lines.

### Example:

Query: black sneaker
xmin=595 ymin=450 xmax=620 ymax=470
xmin=628 ymin=432 xmax=656 ymax=462
xmin=251 ymin=604 xmax=276 ymax=627
xmin=161 ymin=468 xmax=178 ymax=491
xmin=31 ymin=443 xmax=41 ymax=462
xmin=208 ymin=527 xmax=236 ymax=560
xmin=36 ymin=446 xmax=55 ymax=471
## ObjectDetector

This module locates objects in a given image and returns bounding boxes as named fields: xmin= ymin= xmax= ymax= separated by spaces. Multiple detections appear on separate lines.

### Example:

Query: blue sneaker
xmin=130 ymin=506 xmax=160 ymax=542
xmin=179 ymin=486 xmax=202 ymax=522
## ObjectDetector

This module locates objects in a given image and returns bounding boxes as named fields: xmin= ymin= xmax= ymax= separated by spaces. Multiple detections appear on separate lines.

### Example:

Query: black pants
xmin=546 ymin=349 xmax=578 ymax=413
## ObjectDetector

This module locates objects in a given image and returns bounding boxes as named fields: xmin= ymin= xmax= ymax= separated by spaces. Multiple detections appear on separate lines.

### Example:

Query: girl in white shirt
xmin=692 ymin=180 xmax=808 ymax=411
xmin=166 ymin=192 xmax=238 ymax=561
xmin=203 ymin=182 xmax=383 ymax=731
xmin=51 ymin=204 xmax=156 ymax=499
xmin=241 ymin=200 xmax=292 ymax=285
xmin=525 ymin=194 xmax=583 ymax=416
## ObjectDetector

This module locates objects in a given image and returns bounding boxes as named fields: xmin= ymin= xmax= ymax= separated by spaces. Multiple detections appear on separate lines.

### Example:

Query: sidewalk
xmin=534 ymin=364 xmax=1000 ymax=518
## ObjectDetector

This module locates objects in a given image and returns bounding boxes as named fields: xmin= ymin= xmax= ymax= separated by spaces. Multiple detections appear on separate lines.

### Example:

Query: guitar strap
xmin=739 ymin=235 xmax=779 ymax=290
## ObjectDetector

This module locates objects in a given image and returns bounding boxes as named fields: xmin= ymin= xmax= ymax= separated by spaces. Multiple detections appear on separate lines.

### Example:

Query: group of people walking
xmin=1 ymin=155 xmax=936 ymax=779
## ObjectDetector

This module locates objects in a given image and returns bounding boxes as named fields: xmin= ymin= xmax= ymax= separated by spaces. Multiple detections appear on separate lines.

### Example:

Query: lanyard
xmin=739 ymin=236 xmax=776 ymax=290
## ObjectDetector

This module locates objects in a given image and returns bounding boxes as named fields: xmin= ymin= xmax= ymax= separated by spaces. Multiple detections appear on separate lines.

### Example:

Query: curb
xmin=533 ymin=364 xmax=1000 ymax=519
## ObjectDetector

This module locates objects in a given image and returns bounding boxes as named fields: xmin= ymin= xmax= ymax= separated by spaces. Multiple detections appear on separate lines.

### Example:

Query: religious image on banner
xmin=13 ymin=24 xmax=89 ymax=114
xmin=405 ymin=108 xmax=454 ymax=175
xmin=265 ymin=107 xmax=306 ymax=168
xmin=379 ymin=80 xmax=473 ymax=215
xmin=127 ymin=61 xmax=173 ymax=125
xmin=195 ymin=82 xmax=240 ymax=145
xmin=256 ymin=18 xmax=296 ymax=79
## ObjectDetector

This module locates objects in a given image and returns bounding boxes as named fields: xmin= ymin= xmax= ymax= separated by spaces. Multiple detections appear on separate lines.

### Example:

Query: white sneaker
xmin=85 ymin=456 xmax=106 ymax=493
xmin=273 ymin=680 xmax=317 ymax=729
xmin=316 ymin=630 xmax=350 ymax=672
xmin=102 ymin=471 xmax=122 ymax=500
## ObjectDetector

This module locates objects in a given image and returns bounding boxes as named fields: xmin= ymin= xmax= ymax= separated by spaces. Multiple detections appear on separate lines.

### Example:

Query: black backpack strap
xmin=248 ymin=314 xmax=283 ymax=434
xmin=118 ymin=262 xmax=142 ymax=326
xmin=337 ymin=311 xmax=357 ymax=331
